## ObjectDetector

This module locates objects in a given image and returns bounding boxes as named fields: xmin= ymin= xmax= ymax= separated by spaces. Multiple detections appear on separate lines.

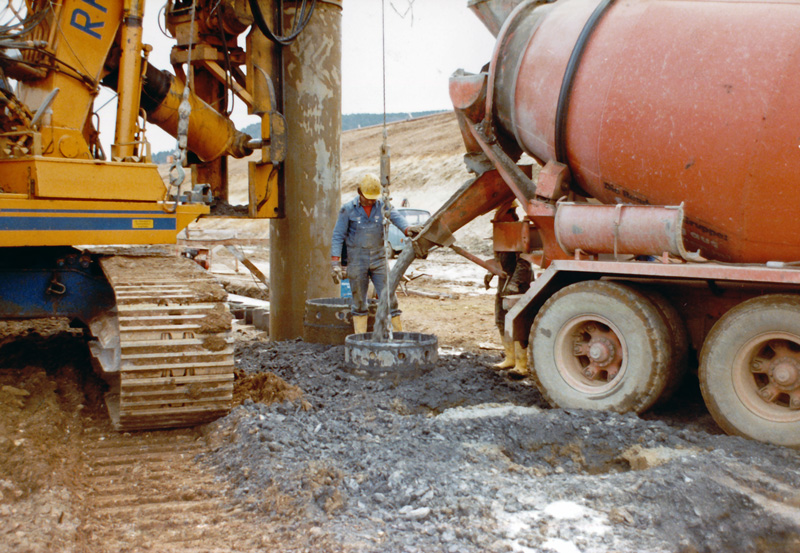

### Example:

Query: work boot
xmin=492 ymin=336 xmax=515 ymax=370
xmin=508 ymin=342 xmax=529 ymax=378
xmin=353 ymin=315 xmax=368 ymax=335
xmin=391 ymin=315 xmax=403 ymax=332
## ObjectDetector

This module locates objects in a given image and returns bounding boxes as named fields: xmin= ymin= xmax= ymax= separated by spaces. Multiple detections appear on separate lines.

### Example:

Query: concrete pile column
xmin=270 ymin=0 xmax=342 ymax=340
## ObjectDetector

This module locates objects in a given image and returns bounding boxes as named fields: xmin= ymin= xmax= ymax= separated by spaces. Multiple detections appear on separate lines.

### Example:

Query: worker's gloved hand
xmin=483 ymin=272 xmax=494 ymax=290
xmin=406 ymin=225 xmax=423 ymax=237
xmin=331 ymin=261 xmax=346 ymax=284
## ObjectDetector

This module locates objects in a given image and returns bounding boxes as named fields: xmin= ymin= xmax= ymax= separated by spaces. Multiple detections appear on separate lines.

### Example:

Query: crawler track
xmin=91 ymin=255 xmax=234 ymax=431
xmin=80 ymin=426 xmax=265 ymax=551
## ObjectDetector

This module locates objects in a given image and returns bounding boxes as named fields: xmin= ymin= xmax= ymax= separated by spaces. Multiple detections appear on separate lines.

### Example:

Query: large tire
xmin=699 ymin=294 xmax=800 ymax=447
xmin=529 ymin=280 xmax=671 ymax=414
xmin=639 ymin=289 xmax=689 ymax=405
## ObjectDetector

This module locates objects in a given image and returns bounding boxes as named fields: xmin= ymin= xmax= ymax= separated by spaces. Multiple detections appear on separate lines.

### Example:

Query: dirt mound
xmin=340 ymin=112 xmax=472 ymax=201
xmin=233 ymin=369 xmax=306 ymax=407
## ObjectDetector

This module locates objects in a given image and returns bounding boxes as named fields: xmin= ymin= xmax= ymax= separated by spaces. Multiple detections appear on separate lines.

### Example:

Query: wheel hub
xmin=588 ymin=337 xmax=615 ymax=367
xmin=742 ymin=337 xmax=800 ymax=413
xmin=769 ymin=357 xmax=800 ymax=390
xmin=569 ymin=321 xmax=623 ymax=382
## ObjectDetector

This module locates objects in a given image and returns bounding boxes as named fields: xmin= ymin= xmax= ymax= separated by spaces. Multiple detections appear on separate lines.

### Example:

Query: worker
xmin=485 ymin=200 xmax=532 ymax=377
xmin=330 ymin=174 xmax=419 ymax=334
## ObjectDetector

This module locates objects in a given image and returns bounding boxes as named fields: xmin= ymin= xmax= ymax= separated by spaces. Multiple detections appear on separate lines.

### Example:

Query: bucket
xmin=344 ymin=332 xmax=439 ymax=380
xmin=303 ymin=297 xmax=376 ymax=345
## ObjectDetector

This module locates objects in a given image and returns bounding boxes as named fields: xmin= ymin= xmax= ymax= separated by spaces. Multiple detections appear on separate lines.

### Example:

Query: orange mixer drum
xmin=490 ymin=0 xmax=800 ymax=262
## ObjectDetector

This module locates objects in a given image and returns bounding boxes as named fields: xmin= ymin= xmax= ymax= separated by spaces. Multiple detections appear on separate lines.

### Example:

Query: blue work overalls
xmin=331 ymin=196 xmax=409 ymax=317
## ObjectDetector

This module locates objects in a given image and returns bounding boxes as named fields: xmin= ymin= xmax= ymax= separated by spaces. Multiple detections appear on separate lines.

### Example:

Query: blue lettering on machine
xmin=70 ymin=0 xmax=108 ymax=39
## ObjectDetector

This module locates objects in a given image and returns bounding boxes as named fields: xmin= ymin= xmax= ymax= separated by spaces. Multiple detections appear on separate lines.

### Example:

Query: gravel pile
xmin=201 ymin=340 xmax=800 ymax=553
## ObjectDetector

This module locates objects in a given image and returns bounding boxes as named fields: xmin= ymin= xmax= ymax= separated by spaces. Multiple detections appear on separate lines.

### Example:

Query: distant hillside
xmin=185 ymin=109 xmax=497 ymax=253
xmin=341 ymin=111 xmax=445 ymax=131
xmin=150 ymin=111 xmax=446 ymax=163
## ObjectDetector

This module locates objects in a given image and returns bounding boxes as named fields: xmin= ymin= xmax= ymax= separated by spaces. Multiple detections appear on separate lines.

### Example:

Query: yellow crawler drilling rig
xmin=0 ymin=0 xmax=341 ymax=430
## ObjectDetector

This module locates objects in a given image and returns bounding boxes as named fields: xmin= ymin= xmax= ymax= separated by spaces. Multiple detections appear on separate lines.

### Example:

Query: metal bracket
xmin=254 ymin=65 xmax=287 ymax=165
xmin=46 ymin=275 xmax=66 ymax=296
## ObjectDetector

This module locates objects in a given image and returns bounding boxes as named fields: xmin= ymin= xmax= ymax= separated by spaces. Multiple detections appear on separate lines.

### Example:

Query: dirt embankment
xmin=175 ymin=111 xmax=489 ymax=251
xmin=186 ymin=112 xmax=496 ymax=252
xmin=340 ymin=112 xmax=501 ymax=255
xmin=341 ymin=112 xmax=468 ymax=190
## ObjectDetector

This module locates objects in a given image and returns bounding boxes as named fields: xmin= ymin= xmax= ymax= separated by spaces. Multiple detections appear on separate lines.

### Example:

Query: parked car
xmin=388 ymin=208 xmax=431 ymax=257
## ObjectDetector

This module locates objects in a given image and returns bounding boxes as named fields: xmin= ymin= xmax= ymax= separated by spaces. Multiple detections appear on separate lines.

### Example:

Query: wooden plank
xmin=121 ymin=324 xmax=202 ymax=331
xmin=120 ymin=399 xmax=231 ymax=410
xmin=225 ymin=245 xmax=269 ymax=288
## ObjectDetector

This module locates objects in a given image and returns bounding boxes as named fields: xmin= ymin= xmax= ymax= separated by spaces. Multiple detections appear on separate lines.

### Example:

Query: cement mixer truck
xmin=410 ymin=0 xmax=800 ymax=447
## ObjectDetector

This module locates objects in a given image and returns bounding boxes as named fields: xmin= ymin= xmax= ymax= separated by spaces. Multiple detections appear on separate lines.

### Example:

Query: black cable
xmin=157 ymin=4 xmax=170 ymax=38
xmin=248 ymin=0 xmax=316 ymax=46
xmin=554 ymin=0 xmax=615 ymax=166
xmin=0 ymin=10 xmax=48 ymax=38
xmin=284 ymin=0 xmax=311 ymax=41
xmin=216 ymin=14 xmax=234 ymax=115
xmin=252 ymin=0 xmax=300 ymax=45
xmin=0 ymin=10 xmax=43 ymax=32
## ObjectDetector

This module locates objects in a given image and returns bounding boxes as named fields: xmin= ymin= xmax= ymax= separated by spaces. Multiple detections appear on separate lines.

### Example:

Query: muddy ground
xmin=3 ymin=250 xmax=800 ymax=552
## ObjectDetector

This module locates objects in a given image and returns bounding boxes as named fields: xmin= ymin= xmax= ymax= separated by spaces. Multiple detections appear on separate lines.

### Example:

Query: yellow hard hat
xmin=358 ymin=174 xmax=381 ymax=200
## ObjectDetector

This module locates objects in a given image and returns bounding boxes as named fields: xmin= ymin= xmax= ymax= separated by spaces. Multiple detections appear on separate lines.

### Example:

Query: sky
xmin=340 ymin=0 xmax=496 ymax=114
xmin=95 ymin=0 xmax=497 ymax=154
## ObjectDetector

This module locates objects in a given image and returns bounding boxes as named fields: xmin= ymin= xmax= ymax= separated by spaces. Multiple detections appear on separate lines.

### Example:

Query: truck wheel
xmin=639 ymin=289 xmax=689 ymax=405
xmin=699 ymin=294 xmax=800 ymax=447
xmin=529 ymin=280 xmax=671 ymax=413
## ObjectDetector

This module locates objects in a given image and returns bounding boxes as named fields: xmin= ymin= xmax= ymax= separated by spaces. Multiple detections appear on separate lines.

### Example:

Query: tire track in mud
xmin=78 ymin=424 xmax=265 ymax=552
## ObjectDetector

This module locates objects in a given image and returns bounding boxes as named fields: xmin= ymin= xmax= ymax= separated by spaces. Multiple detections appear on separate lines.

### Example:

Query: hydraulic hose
xmin=248 ymin=0 xmax=316 ymax=45
xmin=554 ymin=0 xmax=615 ymax=165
